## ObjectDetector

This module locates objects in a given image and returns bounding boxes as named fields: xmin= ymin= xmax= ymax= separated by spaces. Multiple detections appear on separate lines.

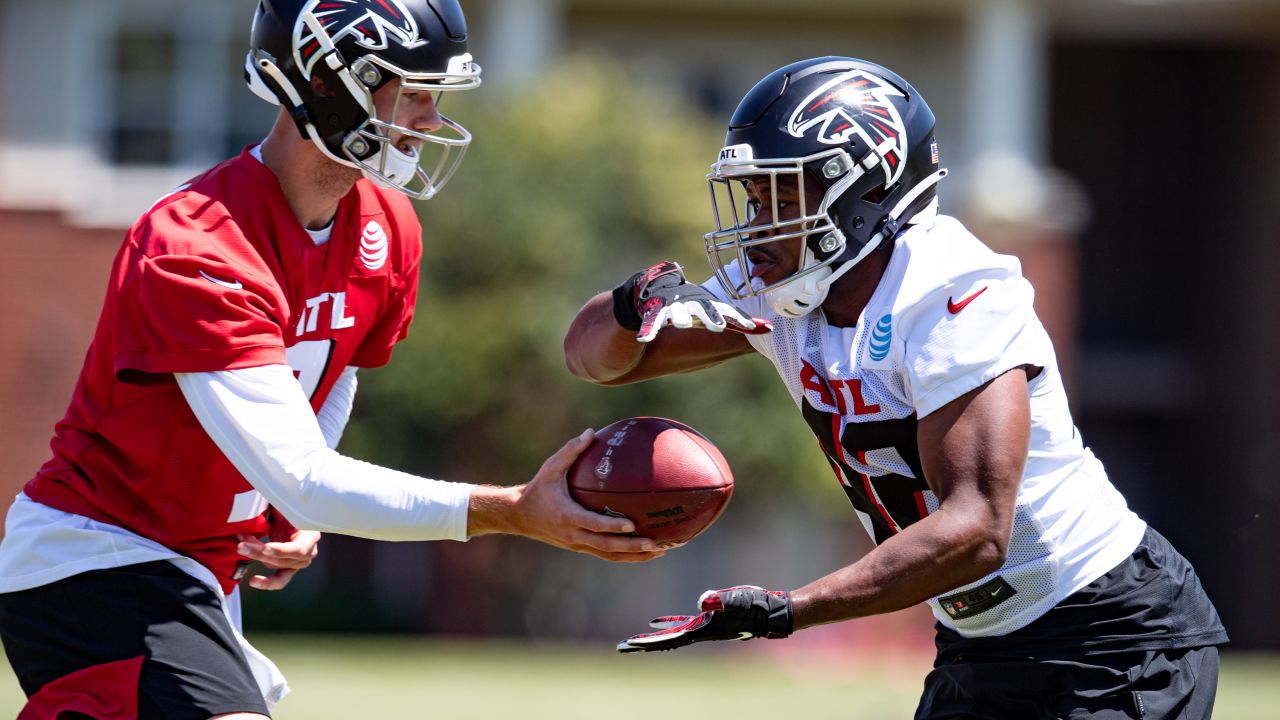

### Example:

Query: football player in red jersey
xmin=565 ymin=57 xmax=1226 ymax=719
xmin=0 ymin=2 xmax=659 ymax=718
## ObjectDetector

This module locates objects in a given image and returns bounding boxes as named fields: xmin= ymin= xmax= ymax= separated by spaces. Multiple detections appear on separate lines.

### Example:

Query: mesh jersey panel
xmin=703 ymin=215 xmax=1147 ymax=637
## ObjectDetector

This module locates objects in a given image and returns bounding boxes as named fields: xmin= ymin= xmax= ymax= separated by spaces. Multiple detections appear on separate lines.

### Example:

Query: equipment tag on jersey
xmin=938 ymin=576 xmax=1016 ymax=620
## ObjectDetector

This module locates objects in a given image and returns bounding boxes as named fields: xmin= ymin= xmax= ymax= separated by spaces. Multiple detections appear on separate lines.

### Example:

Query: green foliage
xmin=344 ymin=57 xmax=836 ymax=512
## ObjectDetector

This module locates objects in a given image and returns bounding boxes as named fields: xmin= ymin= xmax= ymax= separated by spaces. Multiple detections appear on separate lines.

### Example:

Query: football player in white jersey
xmin=564 ymin=57 xmax=1227 ymax=719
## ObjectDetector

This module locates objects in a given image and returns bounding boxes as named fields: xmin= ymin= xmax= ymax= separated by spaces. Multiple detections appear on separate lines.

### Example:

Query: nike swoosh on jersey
xmin=199 ymin=269 xmax=244 ymax=290
xmin=947 ymin=286 xmax=988 ymax=314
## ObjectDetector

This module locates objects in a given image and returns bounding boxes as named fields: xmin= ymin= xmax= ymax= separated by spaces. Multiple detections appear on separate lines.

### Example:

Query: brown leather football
xmin=568 ymin=417 xmax=733 ymax=548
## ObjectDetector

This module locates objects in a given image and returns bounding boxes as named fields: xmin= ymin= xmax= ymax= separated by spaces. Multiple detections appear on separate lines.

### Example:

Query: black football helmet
xmin=244 ymin=0 xmax=482 ymax=199
xmin=705 ymin=57 xmax=946 ymax=317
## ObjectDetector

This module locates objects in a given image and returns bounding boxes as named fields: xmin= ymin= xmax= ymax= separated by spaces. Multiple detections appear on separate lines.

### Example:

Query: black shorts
xmin=917 ymin=527 xmax=1228 ymax=719
xmin=916 ymin=645 xmax=1220 ymax=719
xmin=0 ymin=561 xmax=269 ymax=719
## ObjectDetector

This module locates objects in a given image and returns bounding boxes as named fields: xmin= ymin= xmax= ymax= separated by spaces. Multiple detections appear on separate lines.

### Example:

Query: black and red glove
xmin=612 ymin=261 xmax=771 ymax=343
xmin=617 ymin=585 xmax=794 ymax=653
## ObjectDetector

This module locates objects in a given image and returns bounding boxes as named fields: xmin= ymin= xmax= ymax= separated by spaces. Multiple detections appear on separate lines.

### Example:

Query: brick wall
xmin=0 ymin=210 xmax=122 ymax=513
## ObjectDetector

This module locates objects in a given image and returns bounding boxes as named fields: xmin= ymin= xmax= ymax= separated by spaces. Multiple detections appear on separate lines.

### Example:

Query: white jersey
xmin=705 ymin=213 xmax=1147 ymax=637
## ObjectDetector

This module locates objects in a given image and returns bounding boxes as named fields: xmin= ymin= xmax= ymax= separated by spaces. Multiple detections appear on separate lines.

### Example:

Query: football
xmin=568 ymin=417 xmax=733 ymax=548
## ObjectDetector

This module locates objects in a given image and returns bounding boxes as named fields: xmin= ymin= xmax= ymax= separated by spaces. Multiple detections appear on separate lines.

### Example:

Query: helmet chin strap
xmin=763 ymin=169 xmax=948 ymax=319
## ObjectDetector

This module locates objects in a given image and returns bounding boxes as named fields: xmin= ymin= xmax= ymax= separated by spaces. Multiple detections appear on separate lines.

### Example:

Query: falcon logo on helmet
xmin=704 ymin=57 xmax=945 ymax=319
xmin=295 ymin=0 xmax=424 ymax=78
xmin=786 ymin=69 xmax=909 ymax=187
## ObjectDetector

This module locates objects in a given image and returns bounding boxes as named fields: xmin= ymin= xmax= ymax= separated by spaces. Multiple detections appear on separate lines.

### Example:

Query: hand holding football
xmin=568 ymin=417 xmax=733 ymax=548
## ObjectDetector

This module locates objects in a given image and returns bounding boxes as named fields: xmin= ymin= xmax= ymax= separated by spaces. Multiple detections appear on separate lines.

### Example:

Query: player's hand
xmin=237 ymin=530 xmax=321 ymax=591
xmin=612 ymin=261 xmax=772 ymax=343
xmin=617 ymin=585 xmax=793 ymax=653
xmin=504 ymin=430 xmax=666 ymax=563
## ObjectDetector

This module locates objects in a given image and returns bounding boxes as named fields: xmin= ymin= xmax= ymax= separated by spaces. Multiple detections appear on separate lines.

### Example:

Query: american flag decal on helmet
xmin=295 ymin=0 xmax=425 ymax=77
xmin=787 ymin=69 xmax=909 ymax=187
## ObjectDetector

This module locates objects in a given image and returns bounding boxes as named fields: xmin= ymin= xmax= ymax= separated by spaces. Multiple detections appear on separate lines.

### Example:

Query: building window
xmin=111 ymin=30 xmax=176 ymax=165
xmin=106 ymin=0 xmax=274 ymax=168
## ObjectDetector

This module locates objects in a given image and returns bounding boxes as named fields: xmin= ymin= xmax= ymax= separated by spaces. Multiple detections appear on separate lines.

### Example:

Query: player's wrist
xmin=611 ymin=271 xmax=645 ymax=332
xmin=704 ymin=585 xmax=795 ymax=638
xmin=465 ymin=484 xmax=522 ymax=537
xmin=766 ymin=591 xmax=795 ymax=638
xmin=612 ymin=261 xmax=686 ymax=332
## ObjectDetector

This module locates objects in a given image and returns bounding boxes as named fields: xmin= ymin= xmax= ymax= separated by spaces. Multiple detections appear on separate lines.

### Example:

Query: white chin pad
xmin=362 ymin=145 xmax=419 ymax=189
xmin=766 ymin=265 xmax=832 ymax=318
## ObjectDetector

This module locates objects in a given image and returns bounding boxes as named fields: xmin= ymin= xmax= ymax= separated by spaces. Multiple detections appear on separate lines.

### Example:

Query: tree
xmin=345 ymin=58 xmax=833 ymax=508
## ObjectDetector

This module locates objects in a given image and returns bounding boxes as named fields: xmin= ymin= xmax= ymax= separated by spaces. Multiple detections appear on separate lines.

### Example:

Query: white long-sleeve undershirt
xmin=316 ymin=365 xmax=357 ymax=449
xmin=175 ymin=365 xmax=472 ymax=541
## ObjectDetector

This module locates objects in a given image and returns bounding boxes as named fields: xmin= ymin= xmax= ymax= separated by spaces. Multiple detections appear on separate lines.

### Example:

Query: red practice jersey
xmin=25 ymin=149 xmax=423 ymax=592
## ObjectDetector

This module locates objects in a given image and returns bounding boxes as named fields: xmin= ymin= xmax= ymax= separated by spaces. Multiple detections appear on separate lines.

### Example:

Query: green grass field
xmin=2 ymin=636 xmax=1277 ymax=718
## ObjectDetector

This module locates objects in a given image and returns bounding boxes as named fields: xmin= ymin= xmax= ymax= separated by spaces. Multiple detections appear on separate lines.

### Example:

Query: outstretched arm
xmin=790 ymin=367 xmax=1029 ymax=627
xmin=177 ymin=366 xmax=661 ymax=562
xmin=615 ymin=368 xmax=1030 ymax=651
xmin=564 ymin=291 xmax=756 ymax=385
xmin=466 ymin=429 xmax=665 ymax=561
xmin=565 ymin=262 xmax=767 ymax=385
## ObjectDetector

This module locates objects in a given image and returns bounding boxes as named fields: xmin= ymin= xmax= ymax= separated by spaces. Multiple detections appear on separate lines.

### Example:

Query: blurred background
xmin=1 ymin=0 xmax=1278 ymax=716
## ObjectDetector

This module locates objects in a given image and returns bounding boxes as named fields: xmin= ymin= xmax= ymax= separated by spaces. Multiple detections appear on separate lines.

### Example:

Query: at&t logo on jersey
xmin=360 ymin=220 xmax=389 ymax=270
xmin=867 ymin=314 xmax=893 ymax=362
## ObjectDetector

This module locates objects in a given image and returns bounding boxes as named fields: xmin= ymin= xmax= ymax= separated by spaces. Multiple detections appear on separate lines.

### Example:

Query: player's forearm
xmin=315 ymin=365 xmax=357 ymax=449
xmin=177 ymin=367 xmax=472 ymax=542
xmin=790 ymin=506 xmax=1008 ymax=630
xmin=268 ymin=448 xmax=473 ymax=540
xmin=563 ymin=292 xmax=647 ymax=385
xmin=465 ymin=484 xmax=522 ymax=536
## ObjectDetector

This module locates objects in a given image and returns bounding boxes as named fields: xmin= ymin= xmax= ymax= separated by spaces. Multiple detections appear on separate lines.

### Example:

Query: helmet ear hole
xmin=861 ymin=184 xmax=889 ymax=205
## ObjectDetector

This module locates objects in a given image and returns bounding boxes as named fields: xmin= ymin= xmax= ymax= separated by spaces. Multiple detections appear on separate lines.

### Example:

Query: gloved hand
xmin=617 ymin=585 xmax=794 ymax=653
xmin=612 ymin=261 xmax=772 ymax=343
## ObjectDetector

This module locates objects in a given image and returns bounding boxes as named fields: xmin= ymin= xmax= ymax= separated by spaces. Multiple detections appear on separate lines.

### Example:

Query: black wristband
xmin=765 ymin=593 xmax=795 ymax=638
xmin=719 ymin=586 xmax=794 ymax=638
xmin=611 ymin=271 xmax=645 ymax=332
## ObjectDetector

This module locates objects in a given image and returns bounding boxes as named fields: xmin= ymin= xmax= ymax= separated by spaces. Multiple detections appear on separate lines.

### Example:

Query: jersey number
xmin=802 ymin=400 xmax=929 ymax=544
xmin=286 ymin=339 xmax=335 ymax=401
